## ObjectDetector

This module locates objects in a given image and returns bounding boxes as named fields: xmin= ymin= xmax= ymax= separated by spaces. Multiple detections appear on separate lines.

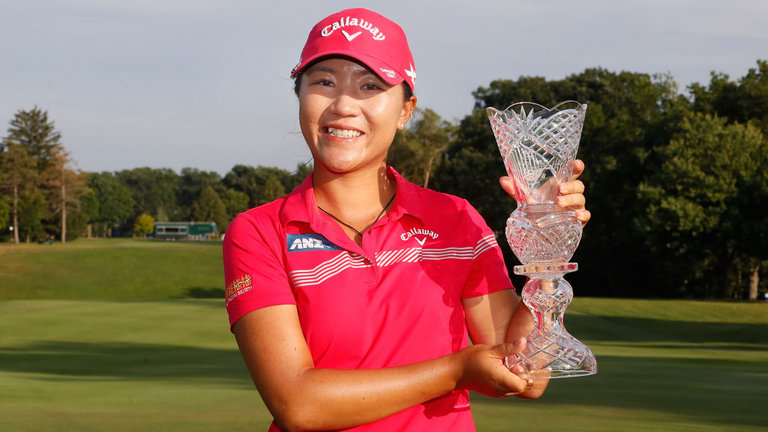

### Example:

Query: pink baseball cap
xmin=291 ymin=8 xmax=416 ymax=92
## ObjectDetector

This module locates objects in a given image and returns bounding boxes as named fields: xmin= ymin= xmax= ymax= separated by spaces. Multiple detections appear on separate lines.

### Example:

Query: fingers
xmin=498 ymin=176 xmax=517 ymax=201
xmin=500 ymin=159 xmax=590 ymax=227
xmin=495 ymin=340 xmax=534 ymax=396
xmin=575 ymin=209 xmax=591 ymax=226
xmin=571 ymin=159 xmax=585 ymax=180
xmin=556 ymin=184 xmax=585 ymax=208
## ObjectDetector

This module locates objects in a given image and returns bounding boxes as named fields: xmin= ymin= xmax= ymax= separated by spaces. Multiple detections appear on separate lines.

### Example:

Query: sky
xmin=2 ymin=0 xmax=767 ymax=176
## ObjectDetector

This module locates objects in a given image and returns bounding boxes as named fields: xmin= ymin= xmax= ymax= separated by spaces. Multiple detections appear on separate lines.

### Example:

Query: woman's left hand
xmin=499 ymin=159 xmax=591 ymax=227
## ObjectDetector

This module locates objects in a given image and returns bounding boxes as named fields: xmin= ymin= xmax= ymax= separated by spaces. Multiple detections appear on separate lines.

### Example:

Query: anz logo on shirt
xmin=287 ymin=233 xmax=342 ymax=252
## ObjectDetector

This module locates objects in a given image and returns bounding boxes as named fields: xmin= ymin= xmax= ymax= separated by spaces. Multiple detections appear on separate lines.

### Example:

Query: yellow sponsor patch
xmin=225 ymin=274 xmax=252 ymax=305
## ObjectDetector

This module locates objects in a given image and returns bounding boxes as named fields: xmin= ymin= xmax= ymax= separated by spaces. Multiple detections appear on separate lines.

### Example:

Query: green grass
xmin=0 ymin=299 xmax=272 ymax=432
xmin=0 ymin=238 xmax=223 ymax=299
xmin=471 ymin=298 xmax=768 ymax=432
xmin=1 ymin=239 xmax=767 ymax=431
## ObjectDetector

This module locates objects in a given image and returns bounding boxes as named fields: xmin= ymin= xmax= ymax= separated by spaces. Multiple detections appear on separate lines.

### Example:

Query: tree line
xmin=1 ymin=60 xmax=766 ymax=300
xmin=0 ymin=113 xmax=311 ymax=243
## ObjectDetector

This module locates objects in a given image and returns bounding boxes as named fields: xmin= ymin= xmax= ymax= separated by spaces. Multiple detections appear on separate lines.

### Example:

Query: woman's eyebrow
xmin=305 ymin=65 xmax=336 ymax=74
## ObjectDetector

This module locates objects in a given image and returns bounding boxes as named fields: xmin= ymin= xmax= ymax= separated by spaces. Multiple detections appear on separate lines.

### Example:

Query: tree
xmin=690 ymin=60 xmax=768 ymax=134
xmin=41 ymin=145 xmax=88 ymax=243
xmin=177 ymin=168 xmax=221 ymax=220
xmin=18 ymin=189 xmax=48 ymax=243
xmin=4 ymin=107 xmax=61 ymax=172
xmin=433 ymin=68 xmax=688 ymax=297
xmin=218 ymin=188 xmax=249 ymax=224
xmin=191 ymin=186 xmax=228 ymax=230
xmin=636 ymin=113 xmax=768 ymax=299
xmin=88 ymin=172 xmax=135 ymax=237
xmin=389 ymin=108 xmax=453 ymax=188
xmin=0 ymin=141 xmax=38 ymax=244
xmin=222 ymin=165 xmax=290 ymax=207
xmin=0 ymin=196 xmax=10 ymax=233
xmin=116 ymin=167 xmax=180 ymax=221
xmin=133 ymin=213 xmax=154 ymax=237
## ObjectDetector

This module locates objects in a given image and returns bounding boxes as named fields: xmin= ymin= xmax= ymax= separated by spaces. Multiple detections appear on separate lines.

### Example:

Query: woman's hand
xmin=499 ymin=159 xmax=591 ymax=226
xmin=455 ymin=338 xmax=538 ymax=398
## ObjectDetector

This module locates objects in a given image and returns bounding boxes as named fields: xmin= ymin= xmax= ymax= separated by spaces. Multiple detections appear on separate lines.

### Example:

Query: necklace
xmin=318 ymin=192 xmax=396 ymax=238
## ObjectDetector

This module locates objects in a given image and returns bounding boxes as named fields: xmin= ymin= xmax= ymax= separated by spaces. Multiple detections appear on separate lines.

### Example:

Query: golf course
xmin=1 ymin=239 xmax=766 ymax=431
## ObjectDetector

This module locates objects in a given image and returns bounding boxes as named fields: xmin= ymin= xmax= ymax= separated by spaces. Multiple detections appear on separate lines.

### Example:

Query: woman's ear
xmin=398 ymin=96 xmax=417 ymax=130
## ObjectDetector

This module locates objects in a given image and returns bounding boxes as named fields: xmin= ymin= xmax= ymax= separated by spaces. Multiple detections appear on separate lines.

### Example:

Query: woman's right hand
xmin=455 ymin=337 xmax=536 ymax=398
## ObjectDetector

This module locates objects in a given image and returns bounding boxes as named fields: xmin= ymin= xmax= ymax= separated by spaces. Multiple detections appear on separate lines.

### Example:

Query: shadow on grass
xmin=0 ymin=341 xmax=250 ymax=387
xmin=471 ymin=313 xmax=768 ymax=429
xmin=474 ymin=353 xmax=768 ymax=430
xmin=183 ymin=287 xmax=223 ymax=299
xmin=565 ymin=314 xmax=768 ymax=345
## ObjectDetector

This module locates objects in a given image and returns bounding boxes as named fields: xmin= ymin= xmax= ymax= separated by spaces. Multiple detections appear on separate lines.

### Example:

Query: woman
xmin=223 ymin=8 xmax=590 ymax=431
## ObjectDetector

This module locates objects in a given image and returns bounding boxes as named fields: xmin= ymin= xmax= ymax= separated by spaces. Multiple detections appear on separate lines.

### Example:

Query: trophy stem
xmin=509 ymin=265 xmax=597 ymax=379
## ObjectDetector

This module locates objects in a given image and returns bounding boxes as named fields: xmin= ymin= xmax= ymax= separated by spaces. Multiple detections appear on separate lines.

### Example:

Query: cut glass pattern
xmin=487 ymin=101 xmax=597 ymax=379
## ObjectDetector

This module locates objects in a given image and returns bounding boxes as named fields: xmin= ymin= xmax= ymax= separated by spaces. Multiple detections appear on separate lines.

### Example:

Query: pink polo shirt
xmin=223 ymin=167 xmax=513 ymax=431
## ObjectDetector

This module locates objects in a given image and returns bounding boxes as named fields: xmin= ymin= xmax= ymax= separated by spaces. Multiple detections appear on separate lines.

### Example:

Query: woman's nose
xmin=329 ymin=91 xmax=359 ymax=117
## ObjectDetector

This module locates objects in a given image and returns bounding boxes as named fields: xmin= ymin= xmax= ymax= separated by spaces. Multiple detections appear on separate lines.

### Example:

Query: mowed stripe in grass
xmin=1 ymin=239 xmax=767 ymax=431
xmin=0 ymin=299 xmax=273 ymax=432
xmin=472 ymin=304 xmax=768 ymax=431
xmin=0 ymin=238 xmax=224 ymax=299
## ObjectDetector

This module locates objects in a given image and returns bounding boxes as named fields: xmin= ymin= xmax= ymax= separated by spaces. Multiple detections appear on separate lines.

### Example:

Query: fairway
xmin=0 ymin=238 xmax=223 ymax=299
xmin=1 ymin=239 xmax=766 ymax=431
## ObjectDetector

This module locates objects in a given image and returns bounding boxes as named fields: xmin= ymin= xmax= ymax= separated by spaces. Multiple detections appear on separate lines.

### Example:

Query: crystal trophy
xmin=487 ymin=101 xmax=597 ymax=378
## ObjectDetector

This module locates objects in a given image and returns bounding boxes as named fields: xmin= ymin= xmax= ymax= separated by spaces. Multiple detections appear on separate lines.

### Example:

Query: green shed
xmin=153 ymin=222 xmax=218 ymax=241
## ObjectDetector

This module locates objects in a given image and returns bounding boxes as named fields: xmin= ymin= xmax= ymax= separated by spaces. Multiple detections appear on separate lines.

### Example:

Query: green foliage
xmin=219 ymin=188 xmax=250 ymax=222
xmin=0 ymin=140 xmax=37 ymax=242
xmin=3 ymin=60 xmax=768 ymax=299
xmin=3 ymin=106 xmax=61 ymax=172
xmin=389 ymin=108 xmax=454 ymax=188
xmin=116 ymin=167 xmax=181 ymax=221
xmin=434 ymin=68 xmax=696 ymax=297
xmin=636 ymin=113 xmax=768 ymax=297
xmin=0 ymin=196 xmax=10 ymax=229
xmin=690 ymin=60 xmax=768 ymax=134
xmin=222 ymin=164 xmax=309 ymax=208
xmin=191 ymin=186 xmax=228 ymax=230
xmin=18 ymin=189 xmax=48 ymax=242
xmin=223 ymin=165 xmax=282 ymax=207
xmin=133 ymin=213 xmax=155 ymax=237
xmin=88 ymin=172 xmax=135 ymax=227
xmin=177 ymin=168 xmax=222 ymax=220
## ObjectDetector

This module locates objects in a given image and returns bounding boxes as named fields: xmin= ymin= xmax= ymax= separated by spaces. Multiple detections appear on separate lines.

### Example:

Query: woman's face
xmin=298 ymin=57 xmax=416 ymax=175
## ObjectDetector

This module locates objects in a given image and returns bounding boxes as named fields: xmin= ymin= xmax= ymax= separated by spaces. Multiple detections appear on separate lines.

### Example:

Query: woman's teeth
xmin=327 ymin=127 xmax=362 ymax=138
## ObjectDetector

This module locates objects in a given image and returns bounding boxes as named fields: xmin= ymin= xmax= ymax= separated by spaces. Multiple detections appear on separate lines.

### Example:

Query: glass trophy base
xmin=508 ymin=262 xmax=597 ymax=379
xmin=508 ymin=331 xmax=598 ymax=379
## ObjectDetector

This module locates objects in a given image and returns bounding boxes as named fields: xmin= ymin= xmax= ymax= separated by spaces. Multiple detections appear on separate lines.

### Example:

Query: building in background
xmin=153 ymin=222 xmax=218 ymax=241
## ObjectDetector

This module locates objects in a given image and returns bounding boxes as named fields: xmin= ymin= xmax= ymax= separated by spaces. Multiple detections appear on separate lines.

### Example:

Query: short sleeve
xmin=223 ymin=211 xmax=296 ymax=330
xmin=459 ymin=201 xmax=514 ymax=299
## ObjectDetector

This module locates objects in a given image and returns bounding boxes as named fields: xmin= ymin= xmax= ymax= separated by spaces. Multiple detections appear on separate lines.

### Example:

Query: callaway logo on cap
xmin=291 ymin=8 xmax=416 ymax=92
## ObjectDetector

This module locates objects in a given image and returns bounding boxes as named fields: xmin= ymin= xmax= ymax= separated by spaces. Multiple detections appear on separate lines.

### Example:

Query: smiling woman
xmin=298 ymin=58 xmax=415 ymax=182
xmin=221 ymin=7 xmax=591 ymax=432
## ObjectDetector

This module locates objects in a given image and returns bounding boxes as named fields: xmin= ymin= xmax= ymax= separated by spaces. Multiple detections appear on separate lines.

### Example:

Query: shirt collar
xmin=386 ymin=166 xmax=426 ymax=224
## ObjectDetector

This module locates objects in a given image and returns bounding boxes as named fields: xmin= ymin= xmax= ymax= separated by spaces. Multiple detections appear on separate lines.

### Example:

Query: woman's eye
xmin=312 ymin=79 xmax=334 ymax=87
xmin=362 ymin=82 xmax=383 ymax=91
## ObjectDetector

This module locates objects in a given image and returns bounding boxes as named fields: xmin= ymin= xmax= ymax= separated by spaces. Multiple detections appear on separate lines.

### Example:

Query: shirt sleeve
xmin=223 ymin=211 xmax=296 ymax=330
xmin=460 ymin=200 xmax=514 ymax=299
